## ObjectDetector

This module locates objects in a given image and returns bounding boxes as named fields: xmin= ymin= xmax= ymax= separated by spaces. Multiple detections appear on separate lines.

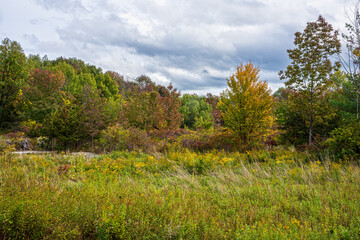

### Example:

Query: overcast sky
xmin=0 ymin=0 xmax=355 ymax=95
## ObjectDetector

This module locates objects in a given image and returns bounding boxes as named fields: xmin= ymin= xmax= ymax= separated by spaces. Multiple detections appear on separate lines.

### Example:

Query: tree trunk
xmin=309 ymin=90 xmax=313 ymax=146
xmin=357 ymin=93 xmax=359 ymax=119
xmin=309 ymin=121 xmax=312 ymax=146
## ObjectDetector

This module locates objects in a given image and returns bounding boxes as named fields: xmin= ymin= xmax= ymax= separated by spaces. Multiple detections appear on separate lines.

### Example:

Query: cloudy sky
xmin=0 ymin=0 xmax=354 ymax=95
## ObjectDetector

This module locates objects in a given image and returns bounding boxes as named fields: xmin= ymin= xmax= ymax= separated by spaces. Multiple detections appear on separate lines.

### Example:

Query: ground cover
xmin=0 ymin=149 xmax=359 ymax=239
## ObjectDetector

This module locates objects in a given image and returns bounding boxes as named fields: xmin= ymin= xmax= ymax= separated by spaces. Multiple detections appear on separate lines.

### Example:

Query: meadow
xmin=0 ymin=148 xmax=359 ymax=239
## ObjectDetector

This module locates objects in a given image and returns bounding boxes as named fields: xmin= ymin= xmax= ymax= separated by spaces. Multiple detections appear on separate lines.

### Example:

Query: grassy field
xmin=0 ymin=148 xmax=359 ymax=239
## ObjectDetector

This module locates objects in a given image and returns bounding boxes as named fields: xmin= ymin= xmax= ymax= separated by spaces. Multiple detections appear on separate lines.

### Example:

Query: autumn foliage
xmin=279 ymin=15 xmax=341 ymax=146
xmin=2 ymin=14 xmax=360 ymax=156
xmin=219 ymin=63 xmax=274 ymax=148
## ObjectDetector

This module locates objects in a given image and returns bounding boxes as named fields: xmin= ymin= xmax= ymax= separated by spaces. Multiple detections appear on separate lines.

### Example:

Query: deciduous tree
xmin=274 ymin=88 xmax=339 ymax=145
xmin=157 ymin=84 xmax=182 ymax=130
xmin=79 ymin=85 xmax=109 ymax=150
xmin=219 ymin=63 xmax=274 ymax=147
xmin=21 ymin=68 xmax=65 ymax=123
xmin=42 ymin=93 xmax=82 ymax=150
xmin=0 ymin=38 xmax=27 ymax=128
xmin=339 ymin=1 xmax=360 ymax=119
xmin=279 ymin=15 xmax=341 ymax=146
xmin=121 ymin=81 xmax=182 ymax=131
xmin=180 ymin=94 xmax=213 ymax=129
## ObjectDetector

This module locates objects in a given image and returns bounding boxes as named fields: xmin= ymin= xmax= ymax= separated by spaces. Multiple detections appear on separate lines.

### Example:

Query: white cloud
xmin=147 ymin=72 xmax=171 ymax=86
xmin=166 ymin=67 xmax=202 ymax=81
xmin=0 ymin=0 xmax=355 ymax=94
xmin=182 ymin=87 xmax=225 ymax=96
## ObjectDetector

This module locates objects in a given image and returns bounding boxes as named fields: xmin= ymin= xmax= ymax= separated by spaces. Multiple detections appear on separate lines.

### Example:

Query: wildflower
xmin=291 ymin=218 xmax=301 ymax=227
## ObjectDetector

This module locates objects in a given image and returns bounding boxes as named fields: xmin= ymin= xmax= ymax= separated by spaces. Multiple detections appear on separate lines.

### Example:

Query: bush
xmin=149 ymin=128 xmax=189 ymax=142
xmin=175 ymin=128 xmax=238 ymax=152
xmin=97 ymin=125 xmax=156 ymax=153
xmin=0 ymin=136 xmax=15 ymax=153
xmin=97 ymin=124 xmax=129 ymax=152
xmin=20 ymin=120 xmax=43 ymax=138
xmin=2 ymin=132 xmax=32 ymax=151
xmin=325 ymin=121 xmax=360 ymax=160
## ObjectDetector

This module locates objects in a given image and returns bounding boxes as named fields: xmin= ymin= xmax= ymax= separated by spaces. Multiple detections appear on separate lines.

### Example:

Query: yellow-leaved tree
xmin=218 ymin=63 xmax=274 ymax=148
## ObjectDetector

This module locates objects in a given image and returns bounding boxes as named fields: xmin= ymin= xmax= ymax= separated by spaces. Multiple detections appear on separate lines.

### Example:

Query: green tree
xmin=279 ymin=15 xmax=341 ymax=146
xmin=330 ymin=71 xmax=359 ymax=121
xmin=0 ymin=38 xmax=27 ymax=128
xmin=67 ymin=72 xmax=97 ymax=97
xmin=52 ymin=61 xmax=77 ymax=89
xmin=274 ymin=89 xmax=308 ymax=145
xmin=326 ymin=121 xmax=360 ymax=159
xmin=106 ymin=71 xmax=126 ymax=93
xmin=218 ymin=63 xmax=274 ymax=148
xmin=180 ymin=94 xmax=213 ymax=129
xmin=274 ymin=88 xmax=339 ymax=145
xmin=21 ymin=68 xmax=65 ymax=123
xmin=121 ymin=80 xmax=182 ymax=131
xmin=340 ymin=1 xmax=360 ymax=118
xmin=79 ymin=85 xmax=109 ymax=150
xmin=50 ymin=57 xmax=120 ymax=100
xmin=42 ymin=93 xmax=82 ymax=150
xmin=27 ymin=54 xmax=42 ymax=70
xmin=122 ymin=87 xmax=167 ymax=130
xmin=95 ymin=73 xmax=119 ymax=99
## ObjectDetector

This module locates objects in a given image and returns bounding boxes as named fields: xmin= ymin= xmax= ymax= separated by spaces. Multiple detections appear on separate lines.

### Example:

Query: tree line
xmin=2 ymin=13 xmax=360 ymax=158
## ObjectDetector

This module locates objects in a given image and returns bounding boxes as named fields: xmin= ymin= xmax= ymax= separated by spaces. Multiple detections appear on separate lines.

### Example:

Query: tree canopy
xmin=279 ymin=15 xmax=341 ymax=146
xmin=219 ymin=63 xmax=274 ymax=147
xmin=0 ymin=38 xmax=27 ymax=128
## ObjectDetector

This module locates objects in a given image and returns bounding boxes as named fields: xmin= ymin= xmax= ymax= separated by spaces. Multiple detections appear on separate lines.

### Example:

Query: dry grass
xmin=0 ymin=149 xmax=359 ymax=239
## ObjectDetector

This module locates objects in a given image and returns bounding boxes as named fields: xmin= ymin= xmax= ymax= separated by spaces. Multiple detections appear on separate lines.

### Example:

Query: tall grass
xmin=0 ymin=149 xmax=359 ymax=239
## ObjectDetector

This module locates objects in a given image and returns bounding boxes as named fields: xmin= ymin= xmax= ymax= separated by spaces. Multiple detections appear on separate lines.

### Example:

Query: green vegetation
xmin=0 ymin=150 xmax=359 ymax=239
xmin=0 ymin=38 xmax=27 ymax=129
xmin=279 ymin=16 xmax=341 ymax=146
xmin=2 ymin=11 xmax=360 ymax=239
xmin=0 ymin=15 xmax=357 ymax=154
xmin=180 ymin=94 xmax=213 ymax=130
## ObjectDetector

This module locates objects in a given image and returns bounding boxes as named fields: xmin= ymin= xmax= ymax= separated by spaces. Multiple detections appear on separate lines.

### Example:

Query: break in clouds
xmin=0 ymin=0 xmax=354 ymax=94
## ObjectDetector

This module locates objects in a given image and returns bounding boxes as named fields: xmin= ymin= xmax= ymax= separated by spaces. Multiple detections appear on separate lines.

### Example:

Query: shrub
xmin=0 ymin=135 xmax=15 ymax=153
xmin=97 ymin=124 xmax=129 ymax=152
xmin=125 ymin=128 xmax=156 ymax=153
xmin=175 ymin=128 xmax=238 ymax=152
xmin=97 ymin=125 xmax=156 ymax=153
xmin=20 ymin=120 xmax=43 ymax=138
xmin=149 ymin=128 xmax=189 ymax=142
xmin=3 ymin=132 xmax=32 ymax=151
xmin=325 ymin=121 xmax=360 ymax=160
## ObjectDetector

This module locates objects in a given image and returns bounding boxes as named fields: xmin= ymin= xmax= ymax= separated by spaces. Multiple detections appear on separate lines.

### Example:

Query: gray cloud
xmin=0 ymin=0 xmax=355 ymax=94
xmin=35 ymin=0 xmax=86 ymax=13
